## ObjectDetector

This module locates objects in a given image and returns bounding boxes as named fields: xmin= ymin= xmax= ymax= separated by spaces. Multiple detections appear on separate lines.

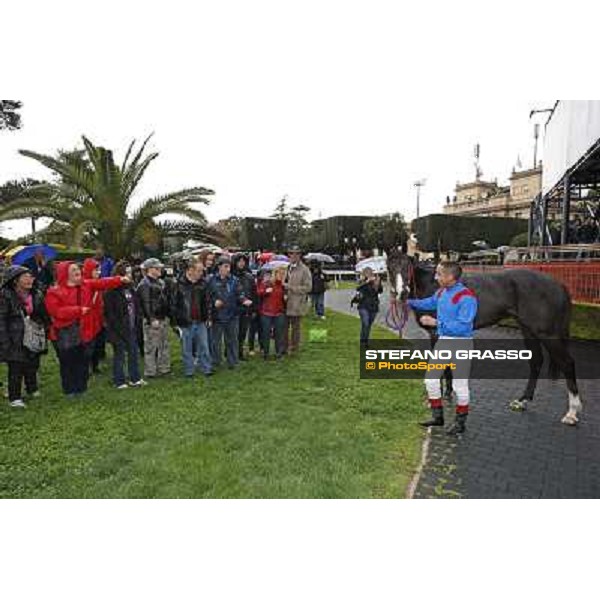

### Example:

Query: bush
xmin=411 ymin=214 xmax=528 ymax=253
xmin=510 ymin=232 xmax=529 ymax=247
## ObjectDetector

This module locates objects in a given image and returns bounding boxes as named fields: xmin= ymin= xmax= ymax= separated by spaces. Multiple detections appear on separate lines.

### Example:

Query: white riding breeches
xmin=424 ymin=336 xmax=473 ymax=408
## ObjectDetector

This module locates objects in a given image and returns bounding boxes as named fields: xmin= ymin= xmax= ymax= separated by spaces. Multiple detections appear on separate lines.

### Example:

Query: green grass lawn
xmin=0 ymin=311 xmax=426 ymax=498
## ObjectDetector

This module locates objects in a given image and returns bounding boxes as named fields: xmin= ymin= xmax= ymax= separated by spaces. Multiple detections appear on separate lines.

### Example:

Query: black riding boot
xmin=420 ymin=407 xmax=444 ymax=427
xmin=446 ymin=413 xmax=467 ymax=436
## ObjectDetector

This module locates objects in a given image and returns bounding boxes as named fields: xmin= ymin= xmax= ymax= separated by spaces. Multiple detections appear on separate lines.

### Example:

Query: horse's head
xmin=386 ymin=244 xmax=414 ymax=302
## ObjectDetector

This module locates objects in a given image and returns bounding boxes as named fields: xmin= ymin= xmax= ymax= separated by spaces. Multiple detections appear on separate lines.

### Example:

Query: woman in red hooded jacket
xmin=45 ymin=261 xmax=128 ymax=396
xmin=256 ymin=267 xmax=286 ymax=359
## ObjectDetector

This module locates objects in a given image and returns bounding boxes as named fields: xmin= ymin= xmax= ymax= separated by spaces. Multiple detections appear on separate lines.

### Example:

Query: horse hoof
xmin=509 ymin=399 xmax=528 ymax=412
xmin=561 ymin=413 xmax=579 ymax=426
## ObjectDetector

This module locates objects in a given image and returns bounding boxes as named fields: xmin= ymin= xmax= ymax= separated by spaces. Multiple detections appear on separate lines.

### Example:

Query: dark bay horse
xmin=386 ymin=248 xmax=582 ymax=426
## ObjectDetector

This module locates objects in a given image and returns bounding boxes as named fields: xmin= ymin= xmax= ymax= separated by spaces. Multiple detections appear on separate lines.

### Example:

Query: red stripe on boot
xmin=429 ymin=398 xmax=443 ymax=409
xmin=456 ymin=404 xmax=469 ymax=415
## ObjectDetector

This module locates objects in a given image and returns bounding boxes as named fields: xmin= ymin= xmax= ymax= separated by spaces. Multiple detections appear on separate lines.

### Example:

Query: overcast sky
xmin=1 ymin=1 xmax=594 ymax=239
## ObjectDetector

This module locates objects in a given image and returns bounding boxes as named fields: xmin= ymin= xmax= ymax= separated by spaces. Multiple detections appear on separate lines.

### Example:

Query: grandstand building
xmin=444 ymin=165 xmax=544 ymax=220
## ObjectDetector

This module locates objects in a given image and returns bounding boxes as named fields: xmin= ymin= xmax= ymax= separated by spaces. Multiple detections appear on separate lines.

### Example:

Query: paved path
xmin=326 ymin=288 xmax=600 ymax=499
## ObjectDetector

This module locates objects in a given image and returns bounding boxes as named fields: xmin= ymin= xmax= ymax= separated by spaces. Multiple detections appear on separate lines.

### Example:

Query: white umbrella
xmin=262 ymin=260 xmax=290 ymax=271
xmin=355 ymin=256 xmax=387 ymax=274
xmin=305 ymin=252 xmax=335 ymax=263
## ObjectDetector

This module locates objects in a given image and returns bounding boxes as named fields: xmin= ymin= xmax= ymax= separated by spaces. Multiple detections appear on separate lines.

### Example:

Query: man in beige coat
xmin=284 ymin=245 xmax=312 ymax=353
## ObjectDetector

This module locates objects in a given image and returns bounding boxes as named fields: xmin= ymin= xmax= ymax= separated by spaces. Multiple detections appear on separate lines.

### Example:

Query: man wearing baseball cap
xmin=138 ymin=258 xmax=171 ymax=378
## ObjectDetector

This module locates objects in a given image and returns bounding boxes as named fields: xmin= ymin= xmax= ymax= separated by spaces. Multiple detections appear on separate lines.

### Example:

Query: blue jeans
xmin=112 ymin=335 xmax=141 ymax=386
xmin=260 ymin=314 xmax=285 ymax=357
xmin=212 ymin=318 xmax=239 ymax=367
xmin=312 ymin=292 xmax=325 ymax=317
xmin=181 ymin=322 xmax=213 ymax=376
xmin=358 ymin=308 xmax=377 ymax=345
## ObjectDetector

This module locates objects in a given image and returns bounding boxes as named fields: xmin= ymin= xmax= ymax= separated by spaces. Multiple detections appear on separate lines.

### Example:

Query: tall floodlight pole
xmin=414 ymin=179 xmax=427 ymax=219
xmin=533 ymin=123 xmax=540 ymax=169
xmin=529 ymin=107 xmax=554 ymax=167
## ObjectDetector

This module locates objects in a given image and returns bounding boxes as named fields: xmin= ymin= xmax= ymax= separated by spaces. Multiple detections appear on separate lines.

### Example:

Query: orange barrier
xmin=463 ymin=263 xmax=600 ymax=304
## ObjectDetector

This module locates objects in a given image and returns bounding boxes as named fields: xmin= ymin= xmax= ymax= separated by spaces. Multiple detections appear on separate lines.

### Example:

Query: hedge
xmin=411 ymin=214 xmax=528 ymax=253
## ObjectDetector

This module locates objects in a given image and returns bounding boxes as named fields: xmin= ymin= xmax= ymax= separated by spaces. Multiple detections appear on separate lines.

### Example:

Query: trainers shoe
xmin=116 ymin=384 xmax=129 ymax=390
xmin=9 ymin=399 xmax=26 ymax=408
xmin=129 ymin=379 xmax=148 ymax=387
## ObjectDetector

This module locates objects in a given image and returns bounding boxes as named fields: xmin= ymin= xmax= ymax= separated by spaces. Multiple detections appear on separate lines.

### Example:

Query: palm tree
xmin=0 ymin=135 xmax=214 ymax=257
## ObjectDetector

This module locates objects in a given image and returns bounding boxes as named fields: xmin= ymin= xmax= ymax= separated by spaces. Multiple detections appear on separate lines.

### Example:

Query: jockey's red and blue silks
xmin=407 ymin=282 xmax=478 ymax=338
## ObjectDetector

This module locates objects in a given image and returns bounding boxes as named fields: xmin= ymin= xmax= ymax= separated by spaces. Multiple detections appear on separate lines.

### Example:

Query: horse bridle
xmin=390 ymin=258 xmax=416 ymax=299
xmin=386 ymin=258 xmax=415 ymax=333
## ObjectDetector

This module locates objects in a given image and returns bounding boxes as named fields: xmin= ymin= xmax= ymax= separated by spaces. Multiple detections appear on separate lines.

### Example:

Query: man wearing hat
xmin=0 ymin=265 xmax=50 ymax=408
xmin=284 ymin=245 xmax=312 ymax=354
xmin=137 ymin=258 xmax=171 ymax=378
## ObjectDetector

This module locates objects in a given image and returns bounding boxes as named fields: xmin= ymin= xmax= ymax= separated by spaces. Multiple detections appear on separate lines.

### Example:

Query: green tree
xmin=287 ymin=204 xmax=311 ymax=245
xmin=0 ymin=100 xmax=22 ymax=131
xmin=0 ymin=178 xmax=45 ymax=240
xmin=363 ymin=212 xmax=408 ymax=250
xmin=0 ymin=135 xmax=214 ymax=257
xmin=213 ymin=215 xmax=244 ymax=247
xmin=269 ymin=197 xmax=311 ymax=248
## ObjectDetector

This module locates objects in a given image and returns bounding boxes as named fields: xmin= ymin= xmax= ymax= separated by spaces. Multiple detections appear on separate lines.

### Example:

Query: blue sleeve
xmin=444 ymin=296 xmax=478 ymax=336
xmin=408 ymin=294 xmax=438 ymax=312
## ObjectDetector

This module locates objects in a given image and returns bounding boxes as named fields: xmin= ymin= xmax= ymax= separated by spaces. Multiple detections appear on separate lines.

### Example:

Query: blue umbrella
xmin=273 ymin=254 xmax=290 ymax=262
xmin=11 ymin=244 xmax=58 ymax=266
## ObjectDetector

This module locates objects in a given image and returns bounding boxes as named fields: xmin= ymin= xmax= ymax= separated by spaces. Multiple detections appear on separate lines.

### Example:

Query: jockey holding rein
xmin=407 ymin=261 xmax=478 ymax=436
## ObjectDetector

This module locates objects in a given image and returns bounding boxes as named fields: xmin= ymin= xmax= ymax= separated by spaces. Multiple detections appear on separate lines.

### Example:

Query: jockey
xmin=407 ymin=261 xmax=478 ymax=436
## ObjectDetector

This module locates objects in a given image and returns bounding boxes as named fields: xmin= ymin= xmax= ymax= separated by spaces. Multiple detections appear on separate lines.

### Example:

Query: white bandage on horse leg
xmin=561 ymin=391 xmax=582 ymax=425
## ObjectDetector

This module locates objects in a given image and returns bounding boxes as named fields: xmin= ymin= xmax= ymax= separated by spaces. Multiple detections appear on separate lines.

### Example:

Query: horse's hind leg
xmin=510 ymin=329 xmax=543 ymax=412
xmin=542 ymin=338 xmax=581 ymax=426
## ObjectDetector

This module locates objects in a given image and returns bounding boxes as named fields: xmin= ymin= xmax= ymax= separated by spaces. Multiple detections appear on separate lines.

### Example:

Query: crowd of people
xmin=0 ymin=244 xmax=328 ymax=409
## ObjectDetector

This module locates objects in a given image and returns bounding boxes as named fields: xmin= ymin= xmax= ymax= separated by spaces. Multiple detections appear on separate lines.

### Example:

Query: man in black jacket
xmin=310 ymin=261 xmax=328 ymax=319
xmin=173 ymin=258 xmax=213 ymax=377
xmin=232 ymin=253 xmax=258 ymax=360
xmin=137 ymin=258 xmax=171 ymax=378
xmin=104 ymin=261 xmax=145 ymax=388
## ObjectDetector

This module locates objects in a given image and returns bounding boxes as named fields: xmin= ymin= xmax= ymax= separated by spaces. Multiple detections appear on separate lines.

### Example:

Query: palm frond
xmin=18 ymin=149 xmax=97 ymax=198
xmin=121 ymin=138 xmax=137 ymax=173
xmin=129 ymin=188 xmax=212 ymax=224
xmin=121 ymin=151 xmax=159 ymax=202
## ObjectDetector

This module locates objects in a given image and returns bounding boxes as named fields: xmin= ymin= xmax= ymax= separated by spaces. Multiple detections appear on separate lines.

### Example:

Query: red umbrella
xmin=258 ymin=252 xmax=274 ymax=264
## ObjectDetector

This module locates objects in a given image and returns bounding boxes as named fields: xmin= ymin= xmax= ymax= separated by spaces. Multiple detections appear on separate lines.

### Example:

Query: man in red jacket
xmin=257 ymin=267 xmax=286 ymax=360
xmin=45 ymin=261 xmax=128 ymax=396
xmin=82 ymin=258 xmax=106 ymax=375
